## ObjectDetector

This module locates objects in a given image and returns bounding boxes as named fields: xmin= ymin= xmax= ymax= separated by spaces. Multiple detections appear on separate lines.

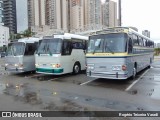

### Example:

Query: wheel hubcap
xmin=74 ymin=65 xmax=79 ymax=73
xmin=133 ymin=68 xmax=136 ymax=77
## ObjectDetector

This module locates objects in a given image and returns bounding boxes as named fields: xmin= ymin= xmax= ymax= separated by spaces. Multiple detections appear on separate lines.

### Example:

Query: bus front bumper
xmin=86 ymin=71 xmax=128 ymax=80
xmin=5 ymin=67 xmax=25 ymax=73
xmin=36 ymin=68 xmax=64 ymax=75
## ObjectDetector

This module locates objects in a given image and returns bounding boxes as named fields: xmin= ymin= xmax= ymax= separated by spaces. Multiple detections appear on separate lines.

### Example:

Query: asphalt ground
xmin=1 ymin=57 xmax=160 ymax=120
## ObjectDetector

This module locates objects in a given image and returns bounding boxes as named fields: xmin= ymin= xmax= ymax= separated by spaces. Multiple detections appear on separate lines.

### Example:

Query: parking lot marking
xmin=80 ymin=79 xmax=96 ymax=86
xmin=125 ymin=69 xmax=150 ymax=91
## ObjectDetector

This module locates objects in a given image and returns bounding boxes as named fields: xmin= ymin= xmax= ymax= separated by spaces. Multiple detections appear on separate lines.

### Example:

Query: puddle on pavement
xmin=0 ymin=83 xmax=6 ymax=94
xmin=127 ymin=89 xmax=138 ymax=95
xmin=0 ymin=82 xmax=88 ymax=112
xmin=0 ymin=82 xmax=148 ymax=111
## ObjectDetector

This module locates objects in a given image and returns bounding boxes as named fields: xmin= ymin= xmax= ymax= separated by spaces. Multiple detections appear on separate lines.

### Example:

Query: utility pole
xmin=119 ymin=0 xmax=122 ymax=26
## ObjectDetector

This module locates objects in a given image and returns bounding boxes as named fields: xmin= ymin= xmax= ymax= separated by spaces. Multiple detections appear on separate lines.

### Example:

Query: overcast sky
xmin=114 ymin=0 xmax=160 ymax=42
xmin=16 ymin=0 xmax=28 ymax=33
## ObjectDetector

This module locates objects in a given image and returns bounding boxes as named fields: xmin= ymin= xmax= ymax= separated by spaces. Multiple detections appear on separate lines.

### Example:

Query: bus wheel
xmin=148 ymin=58 xmax=152 ymax=68
xmin=73 ymin=63 xmax=81 ymax=74
xmin=132 ymin=67 xmax=137 ymax=79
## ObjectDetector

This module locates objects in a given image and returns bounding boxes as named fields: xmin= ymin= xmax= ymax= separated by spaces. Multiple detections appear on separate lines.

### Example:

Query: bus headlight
xmin=51 ymin=64 xmax=56 ymax=68
xmin=112 ymin=65 xmax=121 ymax=71
xmin=122 ymin=65 xmax=127 ymax=71
xmin=5 ymin=63 xmax=8 ymax=66
xmin=15 ymin=64 xmax=18 ymax=67
xmin=35 ymin=64 xmax=39 ymax=67
xmin=15 ymin=64 xmax=23 ymax=68
xmin=87 ymin=64 xmax=95 ymax=70
xmin=51 ymin=64 xmax=61 ymax=68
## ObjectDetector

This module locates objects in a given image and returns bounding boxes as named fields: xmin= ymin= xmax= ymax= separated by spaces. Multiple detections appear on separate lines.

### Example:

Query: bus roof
xmin=18 ymin=37 xmax=41 ymax=43
xmin=91 ymin=27 xmax=153 ymax=42
xmin=43 ymin=33 xmax=88 ymax=40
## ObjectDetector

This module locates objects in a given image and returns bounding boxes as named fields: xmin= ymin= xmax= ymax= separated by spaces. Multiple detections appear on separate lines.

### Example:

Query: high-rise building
xmin=142 ymin=30 xmax=150 ymax=38
xmin=85 ymin=0 xmax=102 ymax=28
xmin=28 ymin=0 xmax=69 ymax=33
xmin=46 ymin=0 xmax=69 ymax=31
xmin=27 ymin=0 xmax=118 ymax=34
xmin=3 ymin=0 xmax=17 ymax=34
xmin=108 ymin=0 xmax=118 ymax=27
xmin=27 ymin=0 xmax=46 ymax=28
xmin=0 ymin=0 xmax=4 ymax=25
xmin=102 ymin=0 xmax=118 ymax=27
xmin=70 ymin=0 xmax=85 ymax=31
xmin=102 ymin=0 xmax=109 ymax=27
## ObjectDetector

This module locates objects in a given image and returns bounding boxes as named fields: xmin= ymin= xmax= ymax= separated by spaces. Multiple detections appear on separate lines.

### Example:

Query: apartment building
xmin=85 ymin=0 xmax=102 ymax=28
xmin=0 ymin=25 xmax=9 ymax=47
xmin=3 ymin=0 xmax=17 ymax=34
xmin=46 ymin=0 xmax=69 ymax=31
xmin=28 ymin=0 xmax=69 ymax=33
xmin=82 ymin=0 xmax=118 ymax=32
xmin=0 ymin=0 xmax=3 ymax=25
xmin=28 ymin=0 xmax=46 ymax=28
xmin=69 ymin=0 xmax=85 ymax=31
xmin=108 ymin=0 xmax=118 ymax=27
xmin=28 ymin=0 xmax=118 ymax=34
xmin=142 ymin=30 xmax=150 ymax=38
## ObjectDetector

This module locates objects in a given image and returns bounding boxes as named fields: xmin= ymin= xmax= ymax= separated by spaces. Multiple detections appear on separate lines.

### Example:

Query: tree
xmin=23 ymin=29 xmax=32 ymax=37
xmin=16 ymin=33 xmax=22 ymax=39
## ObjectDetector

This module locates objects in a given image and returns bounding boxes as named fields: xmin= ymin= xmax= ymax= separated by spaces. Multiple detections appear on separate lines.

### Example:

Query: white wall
xmin=0 ymin=25 xmax=9 ymax=47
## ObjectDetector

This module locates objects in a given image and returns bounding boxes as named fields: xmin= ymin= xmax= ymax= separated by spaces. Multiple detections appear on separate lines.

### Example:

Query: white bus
xmin=5 ymin=37 xmax=41 ymax=73
xmin=35 ymin=33 xmax=88 ymax=75
xmin=86 ymin=27 xmax=154 ymax=79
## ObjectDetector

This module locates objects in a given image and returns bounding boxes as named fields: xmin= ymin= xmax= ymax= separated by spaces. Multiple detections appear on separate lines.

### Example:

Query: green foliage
xmin=154 ymin=48 xmax=160 ymax=56
xmin=23 ymin=29 xmax=32 ymax=37
xmin=16 ymin=33 xmax=22 ymax=39
xmin=9 ymin=29 xmax=34 ymax=40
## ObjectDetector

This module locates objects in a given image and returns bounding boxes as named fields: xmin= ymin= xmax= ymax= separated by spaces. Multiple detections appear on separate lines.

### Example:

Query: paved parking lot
xmin=1 ymin=57 xmax=160 ymax=119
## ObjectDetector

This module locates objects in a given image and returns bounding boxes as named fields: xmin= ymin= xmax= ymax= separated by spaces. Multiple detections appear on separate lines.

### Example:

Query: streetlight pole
xmin=119 ymin=0 xmax=122 ymax=26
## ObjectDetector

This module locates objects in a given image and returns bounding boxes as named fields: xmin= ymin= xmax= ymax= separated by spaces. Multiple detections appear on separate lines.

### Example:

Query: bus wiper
xmin=105 ymin=45 xmax=114 ymax=54
xmin=92 ymin=47 xmax=97 ymax=54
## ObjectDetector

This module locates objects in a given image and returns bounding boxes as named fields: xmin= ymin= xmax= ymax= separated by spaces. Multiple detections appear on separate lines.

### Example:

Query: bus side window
xmin=62 ymin=40 xmax=72 ymax=55
xmin=128 ymin=38 xmax=133 ymax=54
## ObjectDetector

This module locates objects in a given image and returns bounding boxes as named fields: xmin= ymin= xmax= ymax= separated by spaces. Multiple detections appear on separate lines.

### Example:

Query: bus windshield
xmin=37 ymin=38 xmax=62 ymax=55
xmin=87 ymin=33 xmax=127 ymax=53
xmin=7 ymin=42 xmax=25 ymax=56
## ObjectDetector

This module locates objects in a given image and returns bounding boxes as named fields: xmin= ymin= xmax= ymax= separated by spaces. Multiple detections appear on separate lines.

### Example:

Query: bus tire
xmin=148 ymin=58 xmax=152 ymax=68
xmin=73 ymin=62 xmax=81 ymax=74
xmin=132 ymin=65 xmax=137 ymax=79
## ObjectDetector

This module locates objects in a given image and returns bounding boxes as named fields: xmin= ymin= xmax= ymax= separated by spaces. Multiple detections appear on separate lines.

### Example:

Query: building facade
xmin=0 ymin=25 xmax=9 ymax=47
xmin=28 ymin=0 xmax=46 ymax=28
xmin=142 ymin=30 xmax=150 ymax=38
xmin=85 ymin=0 xmax=102 ymax=29
xmin=27 ymin=0 xmax=118 ymax=34
xmin=108 ymin=0 xmax=118 ymax=27
xmin=46 ymin=0 xmax=69 ymax=31
xmin=0 ymin=0 xmax=4 ymax=25
xmin=3 ymin=0 xmax=17 ymax=34
xmin=69 ymin=0 xmax=85 ymax=31
xmin=28 ymin=0 xmax=69 ymax=33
